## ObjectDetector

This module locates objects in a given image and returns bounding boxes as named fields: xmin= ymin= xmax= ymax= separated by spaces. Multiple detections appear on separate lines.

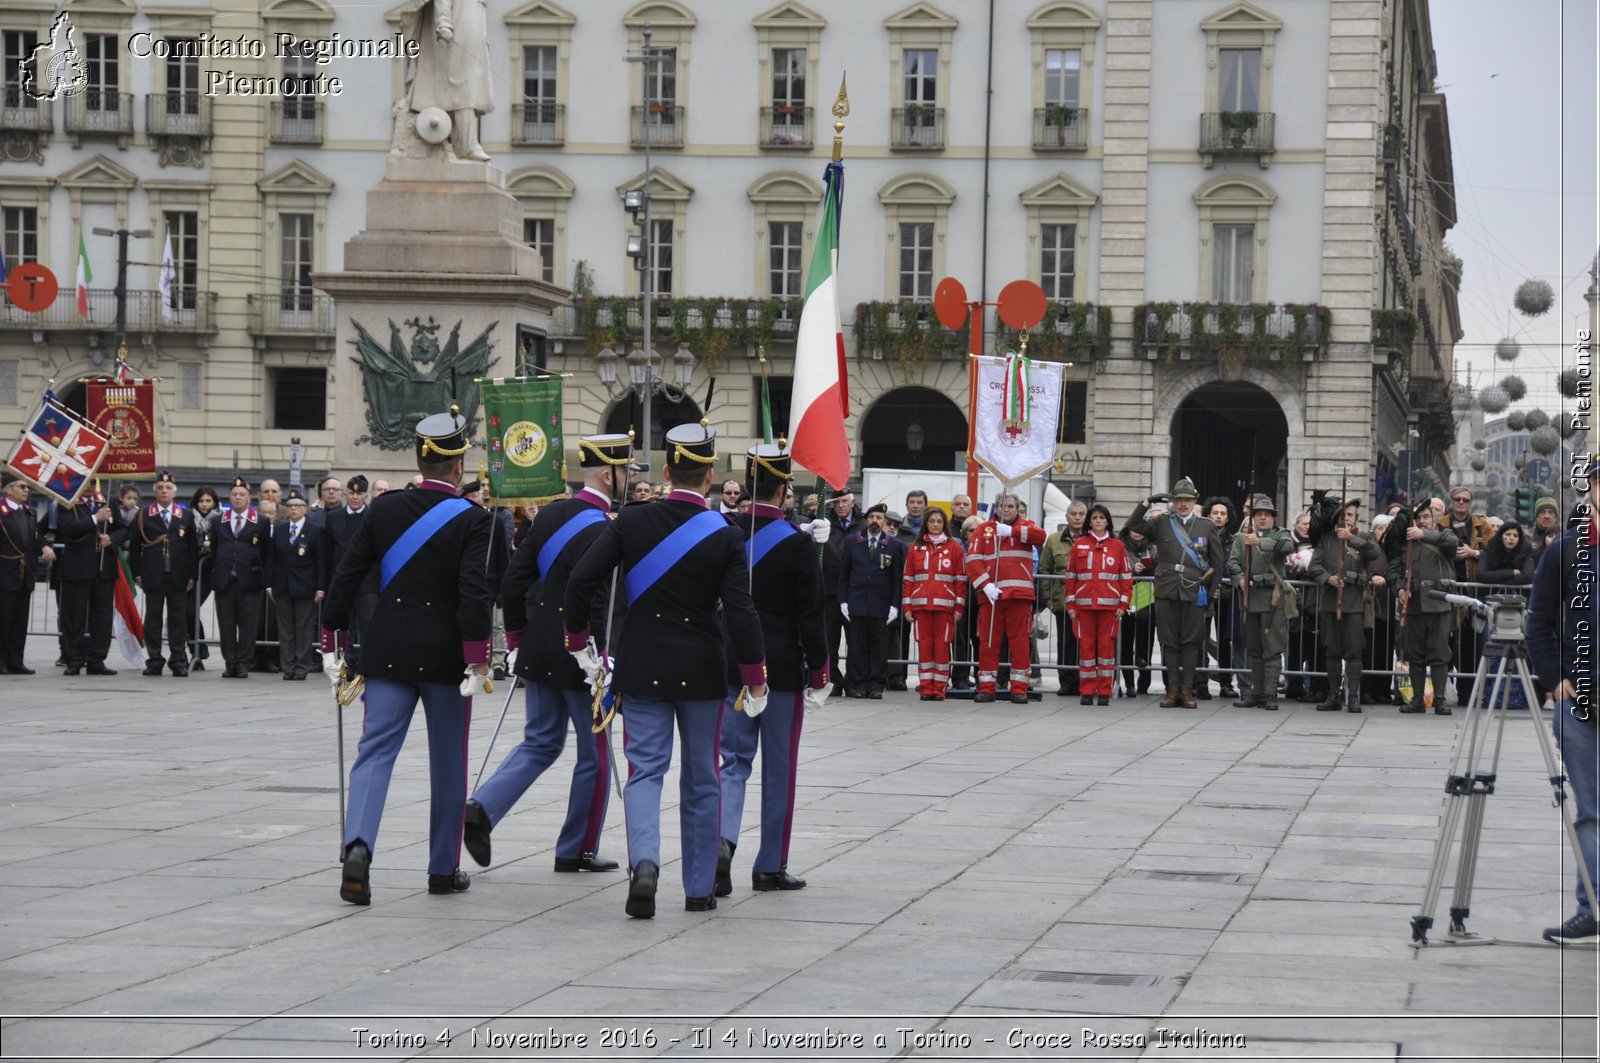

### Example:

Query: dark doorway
xmin=1170 ymin=381 xmax=1288 ymax=512
xmin=861 ymin=385 xmax=967 ymax=471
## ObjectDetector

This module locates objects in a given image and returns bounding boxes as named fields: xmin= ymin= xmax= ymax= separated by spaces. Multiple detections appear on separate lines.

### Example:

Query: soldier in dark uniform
xmin=1309 ymin=498 xmax=1387 ymax=713
xmin=322 ymin=475 xmax=376 ymax=670
xmin=211 ymin=478 xmax=269 ymax=678
xmin=1228 ymin=495 xmax=1296 ymax=711
xmin=127 ymin=471 xmax=198 ymax=677
xmin=55 ymin=485 xmax=122 ymax=676
xmin=565 ymin=422 xmax=767 ymax=918
xmin=1126 ymin=477 xmax=1225 ymax=708
xmin=323 ymin=405 xmax=494 ymax=905
xmin=267 ymin=490 xmax=328 ymax=680
xmin=715 ymin=443 xmax=829 ymax=899
xmin=1388 ymin=500 xmax=1460 ymax=715
xmin=0 ymin=473 xmax=55 ymax=673
xmin=462 ymin=433 xmax=632 ymax=875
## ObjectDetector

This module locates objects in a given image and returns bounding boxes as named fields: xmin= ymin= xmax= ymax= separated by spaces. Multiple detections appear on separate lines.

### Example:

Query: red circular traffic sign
xmin=933 ymin=277 xmax=970 ymax=331
xmin=6 ymin=263 xmax=59 ymax=313
xmin=996 ymin=279 xmax=1047 ymax=331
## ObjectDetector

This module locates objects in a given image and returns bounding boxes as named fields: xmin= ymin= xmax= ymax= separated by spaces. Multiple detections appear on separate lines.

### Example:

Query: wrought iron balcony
xmin=890 ymin=106 xmax=945 ymax=150
xmin=65 ymin=90 xmax=132 ymax=144
xmin=630 ymin=104 xmax=684 ymax=149
xmin=248 ymin=292 xmax=336 ymax=337
xmin=1199 ymin=111 xmax=1276 ymax=163
xmin=1032 ymin=106 xmax=1088 ymax=151
xmin=146 ymin=92 xmax=212 ymax=137
xmin=759 ymin=105 xmax=813 ymax=149
xmin=269 ymin=100 xmax=323 ymax=145
xmin=0 ymin=288 xmax=217 ymax=333
xmin=1 ymin=86 xmax=52 ymax=132
xmin=511 ymin=101 xmax=565 ymax=146
xmin=1140 ymin=301 xmax=1329 ymax=365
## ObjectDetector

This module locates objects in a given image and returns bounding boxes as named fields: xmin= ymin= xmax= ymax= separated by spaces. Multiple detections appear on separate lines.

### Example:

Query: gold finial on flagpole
xmin=831 ymin=74 xmax=850 ymax=163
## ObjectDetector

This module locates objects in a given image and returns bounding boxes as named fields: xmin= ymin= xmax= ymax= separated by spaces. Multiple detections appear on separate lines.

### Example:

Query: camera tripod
xmin=1409 ymin=593 xmax=1599 ymax=947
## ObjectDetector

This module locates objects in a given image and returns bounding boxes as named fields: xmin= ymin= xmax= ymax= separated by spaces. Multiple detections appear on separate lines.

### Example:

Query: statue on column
xmin=393 ymin=0 xmax=493 ymax=162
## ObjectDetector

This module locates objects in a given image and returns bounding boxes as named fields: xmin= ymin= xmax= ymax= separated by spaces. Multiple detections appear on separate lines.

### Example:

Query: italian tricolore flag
xmin=112 ymin=547 xmax=145 ymax=665
xmin=75 ymin=231 xmax=93 ymax=319
xmin=787 ymin=161 xmax=851 ymax=491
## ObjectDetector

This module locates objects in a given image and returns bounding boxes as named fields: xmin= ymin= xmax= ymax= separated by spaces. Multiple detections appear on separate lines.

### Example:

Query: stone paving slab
xmin=0 ymin=647 xmax=1595 ymax=1061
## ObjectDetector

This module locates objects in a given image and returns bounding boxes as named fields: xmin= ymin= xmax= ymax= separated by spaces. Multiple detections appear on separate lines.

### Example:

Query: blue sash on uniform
xmin=747 ymin=518 xmax=799 ymax=570
xmin=625 ymin=509 xmax=726 ymax=603
xmin=380 ymin=497 xmax=472 ymax=590
xmin=537 ymin=507 xmax=605 ymax=579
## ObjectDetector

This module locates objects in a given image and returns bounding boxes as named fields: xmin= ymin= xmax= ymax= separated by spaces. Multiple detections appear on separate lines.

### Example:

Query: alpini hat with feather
xmin=1170 ymin=476 xmax=1199 ymax=500
xmin=415 ymin=405 xmax=470 ymax=462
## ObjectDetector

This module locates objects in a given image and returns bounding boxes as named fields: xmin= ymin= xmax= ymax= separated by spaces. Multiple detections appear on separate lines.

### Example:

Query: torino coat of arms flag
xmin=971 ymin=352 xmax=1064 ymax=488
xmin=5 ymin=395 xmax=114 ymax=504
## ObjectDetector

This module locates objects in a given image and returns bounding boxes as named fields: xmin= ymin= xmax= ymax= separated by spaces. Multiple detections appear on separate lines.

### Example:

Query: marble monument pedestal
xmin=314 ymin=158 xmax=569 ymax=477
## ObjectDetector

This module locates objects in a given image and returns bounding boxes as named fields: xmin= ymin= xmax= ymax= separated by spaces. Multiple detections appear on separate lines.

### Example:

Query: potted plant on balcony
xmin=1219 ymin=110 xmax=1258 ymax=150
xmin=903 ymin=102 xmax=926 ymax=134
xmin=1046 ymin=103 xmax=1075 ymax=146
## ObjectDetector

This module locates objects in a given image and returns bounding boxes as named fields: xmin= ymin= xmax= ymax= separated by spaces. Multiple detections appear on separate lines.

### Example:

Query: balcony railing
xmin=1032 ymin=106 xmax=1088 ymax=151
xmin=1140 ymin=301 xmax=1329 ymax=364
xmin=269 ymin=100 xmax=322 ymax=145
xmin=0 ymin=287 xmax=217 ymax=333
xmin=64 ymin=90 xmax=132 ymax=142
xmin=1 ymin=86 xmax=52 ymax=132
xmin=248 ymin=292 xmax=336 ymax=336
xmin=890 ymin=106 xmax=945 ymax=150
xmin=1199 ymin=111 xmax=1275 ymax=160
xmin=759 ymin=105 xmax=813 ymax=149
xmin=146 ymin=92 xmax=212 ymax=137
xmin=630 ymin=104 xmax=684 ymax=148
xmin=511 ymin=101 xmax=565 ymax=146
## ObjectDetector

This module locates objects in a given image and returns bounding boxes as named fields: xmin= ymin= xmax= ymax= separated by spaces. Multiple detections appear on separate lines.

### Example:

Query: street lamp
xmin=597 ymin=342 xmax=695 ymax=459
xmin=905 ymin=420 xmax=925 ymax=458
xmin=595 ymin=346 xmax=619 ymax=388
xmin=623 ymin=21 xmax=669 ymax=474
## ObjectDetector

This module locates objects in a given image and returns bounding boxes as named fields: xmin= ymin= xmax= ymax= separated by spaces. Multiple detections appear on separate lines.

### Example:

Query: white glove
xmin=322 ymin=652 xmax=342 ymax=689
xmin=742 ymin=686 xmax=768 ymax=718
xmin=983 ymin=583 xmax=1001 ymax=604
xmin=810 ymin=520 xmax=831 ymax=544
xmin=840 ymin=603 xmax=851 ymax=622
xmin=570 ymin=639 xmax=607 ymax=692
xmin=803 ymin=687 xmax=828 ymax=714
xmin=460 ymin=667 xmax=493 ymax=697
xmin=887 ymin=606 xmax=898 ymax=624
xmin=995 ymin=522 xmax=1013 ymax=539
xmin=504 ymin=647 xmax=518 ymax=674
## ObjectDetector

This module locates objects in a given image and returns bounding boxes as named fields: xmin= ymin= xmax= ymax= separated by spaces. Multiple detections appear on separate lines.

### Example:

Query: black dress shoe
xmin=170 ymin=666 xmax=188 ymax=677
xmin=1261 ymin=699 xmax=1280 ymax=711
xmin=752 ymin=868 xmax=807 ymax=891
xmin=282 ymin=672 xmax=295 ymax=681
xmin=866 ymin=690 xmax=883 ymax=699
xmin=919 ymin=693 xmax=935 ymax=701
xmin=887 ymin=678 xmax=907 ymax=691
xmin=973 ymin=692 xmax=995 ymax=704
xmin=86 ymin=664 xmax=117 ymax=676
xmin=7 ymin=665 xmax=35 ymax=675
xmin=1232 ymin=696 xmax=1261 ymax=708
xmin=1347 ymin=704 xmax=1363 ymax=713
xmin=714 ymin=838 xmax=734 ymax=897
xmin=626 ymin=861 xmax=658 ymax=919
xmin=1010 ymin=692 xmax=1028 ymax=704
xmin=845 ymin=687 xmax=864 ymax=699
xmin=428 ymin=868 xmax=470 ymax=894
xmin=340 ymin=842 xmax=371 ymax=906
xmin=462 ymin=800 xmax=491 ymax=867
xmin=1079 ymin=694 xmax=1093 ymax=705
xmin=1097 ymin=695 xmax=1110 ymax=706
xmin=1434 ymin=705 xmax=1452 ymax=715
xmin=142 ymin=663 xmax=163 ymax=677
xmin=63 ymin=665 xmax=81 ymax=676
xmin=685 ymin=894 xmax=718 ymax=912
xmin=1315 ymin=698 xmax=1343 ymax=711
xmin=1399 ymin=700 xmax=1425 ymax=713
xmin=554 ymin=853 xmax=620 ymax=872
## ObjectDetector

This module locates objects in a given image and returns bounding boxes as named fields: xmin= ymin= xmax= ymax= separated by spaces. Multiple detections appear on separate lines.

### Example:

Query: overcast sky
xmin=1430 ymin=0 xmax=1598 ymax=418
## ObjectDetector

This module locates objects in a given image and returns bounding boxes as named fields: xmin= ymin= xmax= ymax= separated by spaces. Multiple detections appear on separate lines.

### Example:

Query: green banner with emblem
xmin=482 ymin=376 xmax=566 ymax=506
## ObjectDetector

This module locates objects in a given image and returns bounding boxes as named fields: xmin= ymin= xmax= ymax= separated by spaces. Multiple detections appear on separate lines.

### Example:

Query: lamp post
xmin=624 ymin=22 xmax=666 ymax=472
xmin=91 ymin=226 xmax=153 ymax=357
xmin=595 ymin=341 xmax=697 ymax=465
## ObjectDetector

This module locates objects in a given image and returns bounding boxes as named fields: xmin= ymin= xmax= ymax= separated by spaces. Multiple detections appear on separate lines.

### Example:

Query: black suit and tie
xmin=53 ymin=498 xmax=123 ymax=672
xmin=212 ymin=506 xmax=270 ymax=676
xmin=127 ymin=502 xmax=199 ymax=673
xmin=268 ymin=516 xmax=328 ymax=679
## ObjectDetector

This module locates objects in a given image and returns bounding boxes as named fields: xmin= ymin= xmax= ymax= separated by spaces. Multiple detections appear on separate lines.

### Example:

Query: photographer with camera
xmin=1527 ymin=457 xmax=1599 ymax=945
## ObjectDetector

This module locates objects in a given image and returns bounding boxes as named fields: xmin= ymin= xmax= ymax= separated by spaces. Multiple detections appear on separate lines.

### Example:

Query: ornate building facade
xmin=0 ymin=0 xmax=1459 ymax=512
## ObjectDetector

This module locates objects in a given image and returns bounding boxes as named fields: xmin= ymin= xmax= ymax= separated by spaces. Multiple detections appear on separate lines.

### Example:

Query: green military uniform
xmin=1227 ymin=495 xmax=1295 ymax=710
xmin=1386 ymin=504 xmax=1460 ymax=714
xmin=1308 ymin=507 xmax=1385 ymax=713
xmin=1126 ymin=478 xmax=1225 ymax=707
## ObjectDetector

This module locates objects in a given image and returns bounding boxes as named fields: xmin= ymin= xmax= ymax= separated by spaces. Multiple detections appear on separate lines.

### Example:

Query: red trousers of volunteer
xmin=976 ymin=597 xmax=1032 ymax=696
xmin=1074 ymin=610 xmax=1119 ymax=697
xmin=910 ymin=610 xmax=956 ymax=696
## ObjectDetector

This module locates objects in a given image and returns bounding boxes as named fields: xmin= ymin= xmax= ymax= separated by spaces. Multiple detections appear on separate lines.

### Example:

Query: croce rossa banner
xmin=86 ymin=381 xmax=157 ymax=477
xmin=971 ymin=353 xmax=1064 ymax=488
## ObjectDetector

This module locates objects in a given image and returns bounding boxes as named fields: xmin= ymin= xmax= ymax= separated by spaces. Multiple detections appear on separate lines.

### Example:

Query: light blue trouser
xmin=344 ymin=677 xmax=470 ymax=876
xmin=719 ymin=688 xmax=804 ymax=874
xmin=621 ymin=694 xmax=725 ymax=898
xmin=472 ymin=682 xmax=611 ymax=859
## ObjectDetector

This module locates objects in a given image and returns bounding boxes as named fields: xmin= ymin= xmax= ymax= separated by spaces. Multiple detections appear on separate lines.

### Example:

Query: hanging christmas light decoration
xmin=1513 ymin=279 xmax=1555 ymax=317
xmin=1529 ymin=425 xmax=1561 ymax=455
xmin=1494 ymin=338 xmax=1521 ymax=361
xmin=1473 ymin=437 xmax=1487 ymax=450
xmin=1507 ymin=410 xmax=1527 ymax=431
xmin=1478 ymin=385 xmax=1510 ymax=413
xmin=1470 ymin=456 xmax=1487 ymax=472
xmin=1500 ymin=375 xmax=1527 ymax=402
xmin=1524 ymin=408 xmax=1550 ymax=430
xmin=1558 ymin=368 xmax=1582 ymax=397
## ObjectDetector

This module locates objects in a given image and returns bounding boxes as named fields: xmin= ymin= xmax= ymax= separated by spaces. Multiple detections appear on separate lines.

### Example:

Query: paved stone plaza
xmin=1 ymin=636 xmax=1596 ymax=1061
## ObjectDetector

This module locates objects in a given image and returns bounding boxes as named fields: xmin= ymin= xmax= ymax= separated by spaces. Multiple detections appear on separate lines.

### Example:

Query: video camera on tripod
xmin=1423 ymin=585 xmax=1526 ymax=642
